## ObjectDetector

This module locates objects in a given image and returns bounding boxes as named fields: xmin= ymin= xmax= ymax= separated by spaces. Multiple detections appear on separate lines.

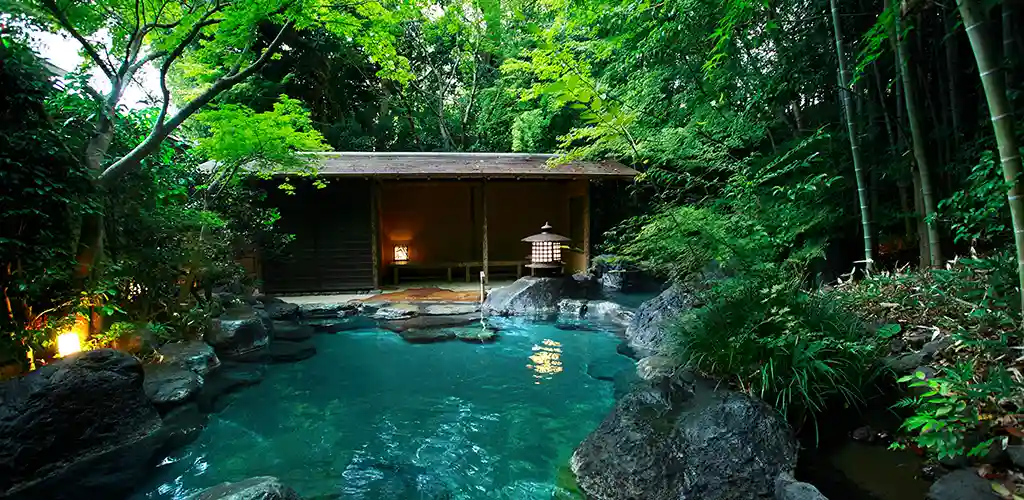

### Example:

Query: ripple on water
xmin=132 ymin=320 xmax=626 ymax=499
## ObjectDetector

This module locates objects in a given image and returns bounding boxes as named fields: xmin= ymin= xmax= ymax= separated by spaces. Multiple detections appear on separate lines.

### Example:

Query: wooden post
xmin=482 ymin=179 xmax=489 ymax=285
xmin=370 ymin=180 xmax=381 ymax=289
xmin=583 ymin=179 xmax=591 ymax=271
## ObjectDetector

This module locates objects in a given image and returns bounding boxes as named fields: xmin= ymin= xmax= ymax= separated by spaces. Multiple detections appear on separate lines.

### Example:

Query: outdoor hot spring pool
xmin=132 ymin=318 xmax=634 ymax=499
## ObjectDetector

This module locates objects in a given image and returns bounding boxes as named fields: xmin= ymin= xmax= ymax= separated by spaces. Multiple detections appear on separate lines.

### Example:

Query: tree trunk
xmin=895 ymin=0 xmax=944 ymax=267
xmin=831 ymin=0 xmax=874 ymax=273
xmin=945 ymin=7 xmax=961 ymax=149
xmin=73 ymin=110 xmax=115 ymax=286
xmin=958 ymin=0 xmax=1024 ymax=318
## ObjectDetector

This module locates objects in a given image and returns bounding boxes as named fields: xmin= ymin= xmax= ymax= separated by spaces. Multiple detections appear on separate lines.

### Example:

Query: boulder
xmin=625 ymin=285 xmax=695 ymax=356
xmin=159 ymin=402 xmax=208 ymax=452
xmin=571 ymin=384 xmax=796 ymax=500
xmin=775 ymin=473 xmax=829 ymax=500
xmin=207 ymin=306 xmax=271 ymax=360
xmin=143 ymin=362 xmax=202 ymax=413
xmin=636 ymin=355 xmax=682 ymax=382
xmin=197 ymin=362 xmax=265 ymax=413
xmin=188 ymin=476 xmax=302 ymax=500
xmin=423 ymin=304 xmax=479 ymax=316
xmin=373 ymin=303 xmax=421 ymax=320
xmin=590 ymin=256 xmax=664 ymax=294
xmin=157 ymin=341 xmax=220 ymax=376
xmin=272 ymin=321 xmax=314 ymax=342
xmin=557 ymin=298 xmax=588 ymax=318
xmin=585 ymin=300 xmax=635 ymax=326
xmin=299 ymin=302 xmax=359 ymax=319
xmin=0 ymin=349 xmax=166 ymax=500
xmin=587 ymin=355 xmax=636 ymax=382
xmin=398 ymin=329 xmax=457 ymax=344
xmin=262 ymin=301 xmax=299 ymax=321
xmin=268 ymin=341 xmax=317 ymax=363
xmin=927 ymin=469 xmax=999 ymax=500
xmin=483 ymin=277 xmax=565 ymax=317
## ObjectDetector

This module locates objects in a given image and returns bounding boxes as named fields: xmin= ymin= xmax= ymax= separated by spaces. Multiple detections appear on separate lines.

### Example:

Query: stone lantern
xmin=523 ymin=222 xmax=570 ymax=274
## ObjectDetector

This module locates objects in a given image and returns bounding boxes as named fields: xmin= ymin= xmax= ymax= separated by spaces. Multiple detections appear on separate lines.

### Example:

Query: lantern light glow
xmin=57 ymin=332 xmax=82 ymax=357
xmin=394 ymin=244 xmax=410 ymax=263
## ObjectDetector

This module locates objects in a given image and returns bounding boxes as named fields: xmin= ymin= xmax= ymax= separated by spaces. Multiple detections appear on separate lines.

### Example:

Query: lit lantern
xmin=394 ymin=244 xmax=410 ymax=263
xmin=523 ymin=222 xmax=570 ymax=270
xmin=56 ymin=332 xmax=82 ymax=357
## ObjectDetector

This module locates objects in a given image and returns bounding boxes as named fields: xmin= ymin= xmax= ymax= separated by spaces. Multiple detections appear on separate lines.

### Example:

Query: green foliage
xmin=890 ymin=364 xmax=1010 ymax=461
xmin=666 ymin=265 xmax=883 ymax=429
xmin=938 ymin=150 xmax=1013 ymax=246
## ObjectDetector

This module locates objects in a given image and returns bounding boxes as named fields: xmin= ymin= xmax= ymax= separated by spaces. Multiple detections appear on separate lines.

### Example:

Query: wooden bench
xmin=391 ymin=260 xmax=526 ymax=285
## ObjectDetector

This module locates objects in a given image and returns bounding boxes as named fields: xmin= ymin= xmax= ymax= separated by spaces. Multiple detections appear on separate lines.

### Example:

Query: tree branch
xmin=99 ymin=20 xmax=294 ymax=183
xmin=39 ymin=0 xmax=115 ymax=80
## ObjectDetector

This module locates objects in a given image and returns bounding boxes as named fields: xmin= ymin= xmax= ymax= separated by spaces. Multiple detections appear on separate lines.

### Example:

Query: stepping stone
xmin=398 ymin=329 xmax=456 ymax=344
xmin=423 ymin=304 xmax=479 ymax=316
xmin=381 ymin=314 xmax=481 ymax=332
xmin=455 ymin=329 xmax=498 ymax=344
xmin=269 ymin=341 xmax=316 ymax=363
xmin=373 ymin=303 xmax=421 ymax=320
xmin=143 ymin=363 xmax=202 ymax=413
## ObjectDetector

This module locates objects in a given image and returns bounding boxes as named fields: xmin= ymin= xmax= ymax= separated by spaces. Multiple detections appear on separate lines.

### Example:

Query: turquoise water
xmin=134 ymin=318 xmax=633 ymax=499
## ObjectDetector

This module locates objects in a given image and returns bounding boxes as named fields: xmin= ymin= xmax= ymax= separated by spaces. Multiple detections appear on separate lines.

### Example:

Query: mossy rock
xmin=552 ymin=462 xmax=584 ymax=500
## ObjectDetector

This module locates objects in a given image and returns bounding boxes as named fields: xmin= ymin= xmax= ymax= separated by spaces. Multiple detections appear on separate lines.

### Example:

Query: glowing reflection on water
xmin=527 ymin=339 xmax=563 ymax=383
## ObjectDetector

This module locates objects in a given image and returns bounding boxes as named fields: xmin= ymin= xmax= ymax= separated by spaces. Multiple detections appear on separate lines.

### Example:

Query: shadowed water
xmin=133 ymin=318 xmax=633 ymax=500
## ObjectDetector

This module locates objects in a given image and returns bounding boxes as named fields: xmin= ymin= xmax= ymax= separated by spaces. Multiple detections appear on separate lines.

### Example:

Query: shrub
xmin=664 ymin=264 xmax=885 ymax=432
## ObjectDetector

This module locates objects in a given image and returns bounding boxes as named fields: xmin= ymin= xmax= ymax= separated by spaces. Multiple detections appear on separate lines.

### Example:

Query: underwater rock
xmin=207 ymin=305 xmax=271 ymax=361
xmin=572 ymin=384 xmax=796 ymax=500
xmin=268 ymin=341 xmax=317 ymax=363
xmin=197 ymin=362 xmax=265 ymax=412
xmin=775 ymin=473 xmax=829 ymax=500
xmin=188 ymin=476 xmax=303 ymax=500
xmin=455 ymin=328 xmax=499 ymax=344
xmin=586 ymin=355 xmax=636 ymax=382
xmin=483 ymin=277 xmax=565 ymax=317
xmin=143 ymin=362 xmax=203 ymax=413
xmin=158 ymin=402 xmax=208 ymax=453
xmin=381 ymin=314 xmax=481 ymax=332
xmin=0 ymin=349 xmax=166 ymax=500
xmin=158 ymin=340 xmax=221 ymax=377
xmin=398 ymin=329 xmax=457 ymax=344
xmin=625 ymin=285 xmax=696 ymax=357
xmin=272 ymin=321 xmax=315 ymax=342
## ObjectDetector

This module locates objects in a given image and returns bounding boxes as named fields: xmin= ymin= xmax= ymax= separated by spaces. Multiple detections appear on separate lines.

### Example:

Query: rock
xmin=207 ymin=306 xmax=271 ymax=360
xmin=571 ymin=386 xmax=796 ymax=500
xmin=616 ymin=341 xmax=640 ymax=360
xmin=299 ymin=302 xmax=358 ymax=319
xmin=159 ymin=402 xmax=208 ymax=452
xmin=307 ymin=315 xmax=378 ymax=333
xmin=482 ymin=277 xmax=566 ymax=317
xmin=268 ymin=341 xmax=316 ymax=363
xmin=254 ymin=294 xmax=285 ymax=305
xmin=373 ymin=303 xmax=421 ymax=320
xmin=921 ymin=335 xmax=953 ymax=358
xmin=636 ymin=355 xmax=681 ymax=382
xmin=157 ymin=341 xmax=220 ymax=376
xmin=590 ymin=256 xmax=664 ymax=294
xmin=272 ymin=321 xmax=314 ymax=342
xmin=0 ymin=349 xmax=166 ymax=500
xmin=570 ymin=272 xmax=604 ymax=300
xmin=423 ymin=304 xmax=479 ymax=316
xmin=197 ymin=362 xmax=265 ymax=412
xmin=398 ymin=329 xmax=457 ymax=344
xmin=455 ymin=328 xmax=499 ymax=344
xmin=625 ymin=285 xmax=695 ymax=356
xmin=612 ymin=368 xmax=642 ymax=400
xmin=188 ymin=476 xmax=302 ymax=500
xmin=885 ymin=352 xmax=926 ymax=374
xmin=587 ymin=355 xmax=636 ymax=382
xmin=143 ymin=362 xmax=202 ymax=413
xmin=558 ymin=298 xmax=588 ymax=318
xmin=555 ymin=321 xmax=599 ymax=332
xmin=262 ymin=301 xmax=299 ymax=321
xmin=381 ymin=314 xmax=482 ymax=332
xmin=1008 ymin=445 xmax=1024 ymax=468
xmin=585 ymin=300 xmax=634 ymax=326
xmin=927 ymin=469 xmax=999 ymax=500
xmin=775 ymin=473 xmax=828 ymax=500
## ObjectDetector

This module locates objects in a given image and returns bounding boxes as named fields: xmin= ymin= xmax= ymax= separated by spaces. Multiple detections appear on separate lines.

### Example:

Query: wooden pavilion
xmin=251 ymin=152 xmax=637 ymax=293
